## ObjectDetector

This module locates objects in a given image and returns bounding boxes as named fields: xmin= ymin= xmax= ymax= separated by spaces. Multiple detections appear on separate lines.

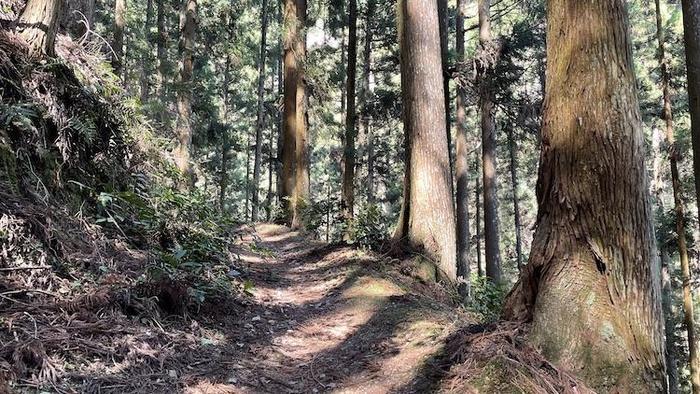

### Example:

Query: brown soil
xmin=1 ymin=224 xmax=469 ymax=393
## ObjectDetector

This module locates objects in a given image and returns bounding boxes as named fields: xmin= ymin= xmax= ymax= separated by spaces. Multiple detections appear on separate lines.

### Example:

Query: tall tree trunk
xmin=275 ymin=0 xmax=283 ymax=206
xmin=342 ymin=0 xmax=358 ymax=228
xmin=475 ymin=165 xmax=483 ymax=277
xmin=18 ymin=0 xmax=63 ymax=57
xmin=681 ymin=0 xmax=700 ymax=236
xmin=477 ymin=0 xmax=502 ymax=284
xmin=658 ymin=0 xmax=700 ymax=390
xmin=437 ymin=0 xmax=452 ymax=178
xmin=291 ymin=0 xmax=308 ymax=229
xmin=362 ymin=0 xmax=374 ymax=204
xmin=455 ymin=0 xmax=471 ymax=300
xmin=252 ymin=0 xmax=270 ymax=222
xmin=506 ymin=126 xmax=523 ymax=272
xmin=112 ymin=0 xmax=126 ymax=76
xmin=174 ymin=0 xmax=196 ymax=185
xmin=281 ymin=0 xmax=298 ymax=224
xmin=140 ymin=0 xmax=154 ymax=104
xmin=395 ymin=0 xmax=456 ymax=281
xmin=503 ymin=0 xmax=666 ymax=389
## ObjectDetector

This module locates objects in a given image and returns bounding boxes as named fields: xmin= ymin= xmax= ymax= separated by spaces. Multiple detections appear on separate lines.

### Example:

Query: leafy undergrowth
xmin=0 ymin=28 xmax=251 ymax=392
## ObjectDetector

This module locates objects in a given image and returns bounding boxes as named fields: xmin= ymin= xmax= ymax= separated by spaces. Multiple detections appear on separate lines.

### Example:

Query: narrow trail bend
xmin=188 ymin=224 xmax=468 ymax=393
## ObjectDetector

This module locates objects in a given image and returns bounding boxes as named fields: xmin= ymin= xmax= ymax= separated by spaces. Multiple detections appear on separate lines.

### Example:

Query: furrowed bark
xmin=503 ymin=0 xmax=666 ymax=389
xmin=395 ymin=0 xmax=457 ymax=281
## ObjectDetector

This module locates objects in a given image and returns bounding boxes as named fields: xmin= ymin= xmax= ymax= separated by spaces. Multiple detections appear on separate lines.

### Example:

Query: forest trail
xmin=186 ymin=224 xmax=466 ymax=393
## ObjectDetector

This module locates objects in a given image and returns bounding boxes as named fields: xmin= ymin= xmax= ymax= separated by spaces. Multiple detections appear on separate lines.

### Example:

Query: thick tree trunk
xmin=395 ymin=0 xmax=456 ymax=281
xmin=455 ymin=0 xmax=470 ymax=300
xmin=657 ymin=0 xmax=700 ymax=390
xmin=291 ymin=0 xmax=308 ymax=229
xmin=18 ymin=0 xmax=63 ymax=57
xmin=507 ymin=126 xmax=523 ymax=272
xmin=477 ymin=0 xmax=502 ymax=284
xmin=503 ymin=0 xmax=666 ymax=390
xmin=362 ymin=0 xmax=374 ymax=203
xmin=174 ymin=0 xmax=196 ymax=185
xmin=275 ymin=0 xmax=283 ymax=206
xmin=252 ymin=0 xmax=270 ymax=222
xmin=112 ymin=0 xmax=126 ymax=76
xmin=342 ymin=0 xmax=358 ymax=228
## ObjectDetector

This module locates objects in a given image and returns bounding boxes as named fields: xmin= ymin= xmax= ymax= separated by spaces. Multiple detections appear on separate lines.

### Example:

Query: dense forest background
xmin=2 ymin=0 xmax=700 ymax=392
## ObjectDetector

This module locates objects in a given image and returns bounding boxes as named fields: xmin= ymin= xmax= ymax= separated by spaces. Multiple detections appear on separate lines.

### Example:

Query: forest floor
xmin=183 ymin=223 xmax=470 ymax=393
xmin=2 ymin=223 xmax=483 ymax=393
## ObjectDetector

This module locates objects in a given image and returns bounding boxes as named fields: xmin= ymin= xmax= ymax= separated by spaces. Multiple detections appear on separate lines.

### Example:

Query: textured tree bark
xmin=18 ymin=0 xmax=63 ymax=57
xmin=291 ymin=0 xmax=308 ymax=229
xmin=503 ymin=0 xmax=666 ymax=390
xmin=455 ymin=0 xmax=471 ymax=300
xmin=656 ymin=1 xmax=700 ymax=390
xmin=252 ymin=0 xmax=270 ymax=222
xmin=174 ymin=0 xmax=196 ymax=186
xmin=112 ymin=0 xmax=126 ymax=76
xmin=477 ymin=0 xmax=502 ymax=284
xmin=395 ymin=0 xmax=456 ymax=281
xmin=506 ymin=126 xmax=523 ymax=272
xmin=281 ymin=0 xmax=298 ymax=224
xmin=342 ymin=0 xmax=358 ymax=228
xmin=361 ymin=0 xmax=374 ymax=204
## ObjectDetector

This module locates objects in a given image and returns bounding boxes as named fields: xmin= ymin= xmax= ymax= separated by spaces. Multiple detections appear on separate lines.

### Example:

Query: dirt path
xmin=186 ymin=224 xmax=467 ymax=394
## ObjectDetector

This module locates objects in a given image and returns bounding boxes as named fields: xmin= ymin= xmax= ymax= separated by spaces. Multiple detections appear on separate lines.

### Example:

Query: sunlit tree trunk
xmin=112 ymin=0 xmax=126 ymax=76
xmin=477 ymin=0 xmax=502 ymax=284
xmin=291 ymin=0 xmax=308 ymax=229
xmin=281 ymin=0 xmax=297 ymax=223
xmin=174 ymin=0 xmax=196 ymax=185
xmin=252 ymin=0 xmax=270 ymax=222
xmin=506 ymin=126 xmax=523 ymax=272
xmin=18 ymin=0 xmax=63 ymax=57
xmin=395 ymin=0 xmax=456 ymax=281
xmin=455 ymin=0 xmax=471 ymax=300
xmin=658 ymin=0 xmax=700 ymax=390
xmin=342 ymin=0 xmax=358 ymax=229
xmin=503 ymin=0 xmax=666 ymax=389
